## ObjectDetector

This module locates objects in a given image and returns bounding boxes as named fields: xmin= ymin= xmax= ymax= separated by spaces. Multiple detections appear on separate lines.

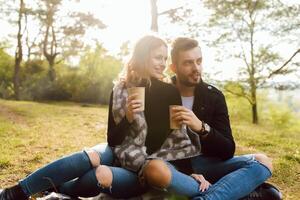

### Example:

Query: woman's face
xmin=147 ymin=45 xmax=168 ymax=80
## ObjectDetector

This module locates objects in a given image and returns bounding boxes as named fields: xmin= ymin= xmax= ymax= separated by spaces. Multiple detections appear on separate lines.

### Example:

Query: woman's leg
xmin=86 ymin=143 xmax=114 ymax=166
xmin=18 ymin=151 xmax=93 ymax=197
xmin=143 ymin=159 xmax=202 ymax=197
xmin=0 ymin=143 xmax=112 ymax=200
xmin=59 ymin=165 xmax=147 ymax=198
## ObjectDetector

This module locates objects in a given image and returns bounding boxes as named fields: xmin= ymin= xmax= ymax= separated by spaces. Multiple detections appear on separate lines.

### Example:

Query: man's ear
xmin=170 ymin=64 xmax=176 ymax=73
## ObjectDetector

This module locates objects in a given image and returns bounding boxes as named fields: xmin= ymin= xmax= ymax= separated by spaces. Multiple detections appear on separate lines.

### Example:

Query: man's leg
xmin=191 ymin=154 xmax=272 ymax=183
xmin=191 ymin=153 xmax=282 ymax=199
xmin=192 ymin=157 xmax=272 ymax=200
xmin=143 ymin=158 xmax=271 ymax=200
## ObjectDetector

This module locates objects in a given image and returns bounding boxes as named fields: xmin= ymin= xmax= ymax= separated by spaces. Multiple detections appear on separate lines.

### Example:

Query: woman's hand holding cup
xmin=126 ymin=87 xmax=145 ymax=123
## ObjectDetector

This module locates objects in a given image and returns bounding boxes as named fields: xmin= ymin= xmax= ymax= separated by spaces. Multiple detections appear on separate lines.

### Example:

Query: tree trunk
xmin=14 ymin=0 xmax=24 ymax=100
xmin=44 ymin=23 xmax=57 ymax=82
xmin=251 ymin=91 xmax=258 ymax=124
xmin=150 ymin=0 xmax=158 ymax=32
xmin=251 ymin=100 xmax=258 ymax=124
xmin=48 ymin=57 xmax=56 ymax=81
xmin=249 ymin=13 xmax=258 ymax=124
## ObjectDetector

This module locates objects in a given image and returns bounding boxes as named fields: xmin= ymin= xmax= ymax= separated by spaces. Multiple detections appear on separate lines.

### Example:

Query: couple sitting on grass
xmin=0 ymin=36 xmax=283 ymax=200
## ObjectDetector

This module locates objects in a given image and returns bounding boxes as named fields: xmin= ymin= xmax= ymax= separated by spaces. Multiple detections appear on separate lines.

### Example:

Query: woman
xmin=0 ymin=35 xmax=207 ymax=200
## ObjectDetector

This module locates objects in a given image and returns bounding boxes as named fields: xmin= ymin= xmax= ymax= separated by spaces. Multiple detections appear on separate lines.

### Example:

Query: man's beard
xmin=178 ymin=77 xmax=198 ymax=87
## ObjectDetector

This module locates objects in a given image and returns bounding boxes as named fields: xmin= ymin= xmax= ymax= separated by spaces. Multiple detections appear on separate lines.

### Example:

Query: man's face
xmin=175 ymin=47 xmax=202 ymax=87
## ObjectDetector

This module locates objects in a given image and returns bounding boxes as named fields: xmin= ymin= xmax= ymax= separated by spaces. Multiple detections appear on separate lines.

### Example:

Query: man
xmin=142 ymin=37 xmax=282 ymax=199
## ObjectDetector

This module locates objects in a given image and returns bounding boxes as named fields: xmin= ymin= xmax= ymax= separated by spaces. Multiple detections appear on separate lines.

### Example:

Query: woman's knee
xmin=86 ymin=149 xmax=101 ymax=168
xmin=143 ymin=160 xmax=171 ymax=189
xmin=89 ymin=144 xmax=114 ymax=165
xmin=254 ymin=153 xmax=273 ymax=172
xmin=95 ymin=165 xmax=113 ymax=188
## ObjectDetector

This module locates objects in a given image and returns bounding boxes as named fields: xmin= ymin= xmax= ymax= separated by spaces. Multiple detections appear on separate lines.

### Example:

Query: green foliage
xmin=264 ymin=102 xmax=294 ymax=129
xmin=0 ymin=48 xmax=14 ymax=99
xmin=72 ymin=44 xmax=122 ymax=104
xmin=226 ymin=87 xmax=297 ymax=127
xmin=223 ymin=81 xmax=250 ymax=100
xmin=225 ymin=92 xmax=252 ymax=122
xmin=18 ymin=59 xmax=69 ymax=101
xmin=0 ymin=43 xmax=122 ymax=104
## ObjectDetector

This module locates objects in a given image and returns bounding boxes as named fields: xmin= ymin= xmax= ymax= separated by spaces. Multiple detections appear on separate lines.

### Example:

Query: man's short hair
xmin=171 ymin=37 xmax=199 ymax=65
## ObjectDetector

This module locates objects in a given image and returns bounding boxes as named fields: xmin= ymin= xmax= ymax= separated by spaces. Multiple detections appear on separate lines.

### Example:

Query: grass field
xmin=0 ymin=99 xmax=299 ymax=199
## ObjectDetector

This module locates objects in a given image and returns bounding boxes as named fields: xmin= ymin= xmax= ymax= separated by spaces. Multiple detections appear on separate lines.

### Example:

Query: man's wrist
xmin=198 ymin=121 xmax=211 ymax=137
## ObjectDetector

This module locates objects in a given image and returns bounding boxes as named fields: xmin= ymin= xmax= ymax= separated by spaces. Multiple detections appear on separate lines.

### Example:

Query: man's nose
xmin=192 ymin=61 xmax=200 ymax=71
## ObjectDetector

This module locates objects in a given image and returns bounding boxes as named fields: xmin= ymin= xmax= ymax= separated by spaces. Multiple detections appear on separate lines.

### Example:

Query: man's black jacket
xmin=191 ymin=81 xmax=235 ymax=160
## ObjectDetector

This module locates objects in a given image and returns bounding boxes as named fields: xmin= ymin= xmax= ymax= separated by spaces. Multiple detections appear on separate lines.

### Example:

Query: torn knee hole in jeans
xmin=85 ymin=149 xmax=101 ymax=167
xmin=95 ymin=166 xmax=113 ymax=190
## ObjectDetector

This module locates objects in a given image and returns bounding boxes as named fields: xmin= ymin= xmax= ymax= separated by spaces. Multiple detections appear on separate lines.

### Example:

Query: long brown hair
xmin=116 ymin=35 xmax=167 ymax=87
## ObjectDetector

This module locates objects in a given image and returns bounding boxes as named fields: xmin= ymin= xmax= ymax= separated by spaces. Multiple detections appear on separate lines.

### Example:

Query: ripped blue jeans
xmin=19 ymin=144 xmax=146 ymax=198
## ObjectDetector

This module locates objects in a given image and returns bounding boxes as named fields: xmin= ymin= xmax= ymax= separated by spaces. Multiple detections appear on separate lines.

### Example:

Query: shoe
xmin=0 ymin=189 xmax=27 ymax=200
xmin=0 ymin=189 xmax=7 ymax=200
xmin=241 ymin=182 xmax=283 ymax=200
xmin=0 ymin=185 xmax=28 ymax=200
xmin=0 ymin=189 xmax=18 ymax=200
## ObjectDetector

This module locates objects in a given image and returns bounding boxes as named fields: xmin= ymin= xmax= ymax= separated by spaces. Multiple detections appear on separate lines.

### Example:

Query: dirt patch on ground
xmin=0 ymin=105 xmax=26 ymax=124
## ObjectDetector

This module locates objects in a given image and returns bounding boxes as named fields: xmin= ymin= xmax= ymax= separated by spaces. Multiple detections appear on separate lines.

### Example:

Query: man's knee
xmin=95 ymin=165 xmax=113 ymax=188
xmin=86 ymin=149 xmax=101 ymax=168
xmin=254 ymin=153 xmax=273 ymax=172
xmin=143 ymin=160 xmax=171 ymax=188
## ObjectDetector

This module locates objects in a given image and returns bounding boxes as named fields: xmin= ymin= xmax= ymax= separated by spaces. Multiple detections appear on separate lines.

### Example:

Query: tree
xmin=37 ymin=0 xmax=106 ymax=81
xmin=13 ymin=0 xmax=25 ymax=100
xmin=0 ymin=0 xmax=27 ymax=100
xmin=202 ymin=0 xmax=300 ymax=124
xmin=150 ymin=0 xmax=159 ymax=32
xmin=149 ymin=0 xmax=192 ymax=33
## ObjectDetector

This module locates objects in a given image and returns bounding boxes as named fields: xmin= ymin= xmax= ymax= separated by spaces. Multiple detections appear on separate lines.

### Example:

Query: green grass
xmin=0 ymin=99 xmax=108 ymax=188
xmin=232 ymin=121 xmax=300 ymax=199
xmin=0 ymin=99 xmax=299 ymax=199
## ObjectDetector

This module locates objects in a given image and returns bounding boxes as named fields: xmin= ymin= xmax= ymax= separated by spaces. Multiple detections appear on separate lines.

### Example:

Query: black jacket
xmin=191 ymin=81 xmax=235 ymax=160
